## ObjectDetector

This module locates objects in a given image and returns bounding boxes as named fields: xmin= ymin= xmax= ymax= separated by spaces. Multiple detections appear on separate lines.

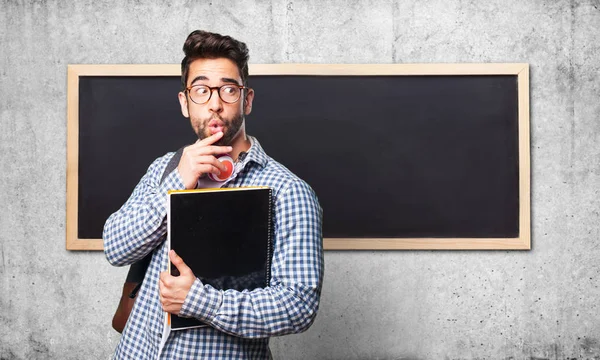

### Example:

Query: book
xmin=165 ymin=186 xmax=273 ymax=331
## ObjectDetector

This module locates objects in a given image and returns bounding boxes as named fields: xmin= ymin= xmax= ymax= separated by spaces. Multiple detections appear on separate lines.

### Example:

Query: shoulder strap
xmin=124 ymin=146 xmax=186 ymax=296
xmin=160 ymin=147 xmax=185 ymax=185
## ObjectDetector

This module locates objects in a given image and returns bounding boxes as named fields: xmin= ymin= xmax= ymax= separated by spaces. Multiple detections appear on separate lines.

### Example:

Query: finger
xmin=189 ymin=164 xmax=224 ymax=178
xmin=193 ymin=145 xmax=233 ymax=156
xmin=181 ymin=144 xmax=230 ymax=167
xmin=185 ymin=158 xmax=227 ymax=176
xmin=194 ymin=155 xmax=228 ymax=173
xmin=196 ymin=131 xmax=224 ymax=147
xmin=160 ymin=273 xmax=173 ymax=288
xmin=160 ymin=271 xmax=168 ymax=283
xmin=185 ymin=144 xmax=232 ymax=158
xmin=169 ymin=250 xmax=193 ymax=276
xmin=181 ymin=160 xmax=225 ymax=181
xmin=159 ymin=285 xmax=174 ymax=307
xmin=184 ymin=152 xmax=231 ymax=175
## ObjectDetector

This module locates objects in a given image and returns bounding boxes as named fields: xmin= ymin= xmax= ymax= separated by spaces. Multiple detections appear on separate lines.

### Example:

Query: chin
xmin=213 ymin=138 xmax=229 ymax=147
xmin=215 ymin=131 xmax=235 ymax=146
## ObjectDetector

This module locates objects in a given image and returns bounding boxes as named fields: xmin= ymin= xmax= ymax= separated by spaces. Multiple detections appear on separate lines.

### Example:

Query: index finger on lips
xmin=188 ymin=134 xmax=232 ymax=153
xmin=196 ymin=131 xmax=224 ymax=147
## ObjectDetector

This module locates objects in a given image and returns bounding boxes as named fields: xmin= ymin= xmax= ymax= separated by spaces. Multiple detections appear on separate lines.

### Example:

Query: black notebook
xmin=166 ymin=186 xmax=273 ymax=331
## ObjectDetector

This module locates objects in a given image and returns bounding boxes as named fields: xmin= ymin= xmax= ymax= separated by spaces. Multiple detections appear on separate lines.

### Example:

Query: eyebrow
xmin=190 ymin=76 xmax=240 ymax=86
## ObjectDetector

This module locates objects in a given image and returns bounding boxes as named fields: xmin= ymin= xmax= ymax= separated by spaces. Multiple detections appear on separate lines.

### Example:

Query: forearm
xmin=103 ymin=188 xmax=169 ymax=266
xmin=180 ymin=279 xmax=321 ymax=338
xmin=179 ymin=179 xmax=324 ymax=338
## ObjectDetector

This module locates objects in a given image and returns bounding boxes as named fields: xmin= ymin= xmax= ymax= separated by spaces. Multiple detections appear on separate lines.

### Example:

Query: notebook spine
xmin=266 ymin=188 xmax=273 ymax=284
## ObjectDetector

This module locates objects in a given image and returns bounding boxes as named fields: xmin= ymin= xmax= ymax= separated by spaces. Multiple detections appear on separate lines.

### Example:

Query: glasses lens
xmin=189 ymin=85 xmax=210 ymax=104
xmin=219 ymin=85 xmax=241 ymax=103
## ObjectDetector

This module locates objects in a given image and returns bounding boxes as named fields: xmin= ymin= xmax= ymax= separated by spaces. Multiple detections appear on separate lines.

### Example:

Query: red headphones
xmin=208 ymin=154 xmax=234 ymax=182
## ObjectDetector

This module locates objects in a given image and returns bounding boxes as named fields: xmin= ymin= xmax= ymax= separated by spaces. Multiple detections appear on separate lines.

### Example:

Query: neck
xmin=229 ymin=128 xmax=251 ymax=162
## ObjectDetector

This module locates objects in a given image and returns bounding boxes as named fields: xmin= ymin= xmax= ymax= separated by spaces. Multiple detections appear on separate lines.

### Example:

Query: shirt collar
xmin=241 ymin=136 xmax=269 ymax=168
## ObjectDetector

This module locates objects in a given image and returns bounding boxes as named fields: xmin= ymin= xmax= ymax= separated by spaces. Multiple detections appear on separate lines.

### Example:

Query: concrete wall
xmin=1 ymin=0 xmax=599 ymax=359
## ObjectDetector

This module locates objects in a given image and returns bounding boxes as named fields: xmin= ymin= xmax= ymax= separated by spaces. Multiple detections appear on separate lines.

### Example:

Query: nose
xmin=207 ymin=88 xmax=223 ymax=113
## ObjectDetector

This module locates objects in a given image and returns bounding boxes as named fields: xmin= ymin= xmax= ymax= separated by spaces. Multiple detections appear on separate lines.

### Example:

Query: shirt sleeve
xmin=178 ymin=179 xmax=324 ymax=338
xmin=103 ymin=153 xmax=186 ymax=266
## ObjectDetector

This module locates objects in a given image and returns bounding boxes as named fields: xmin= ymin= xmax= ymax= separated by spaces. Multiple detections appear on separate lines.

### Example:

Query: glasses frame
xmin=185 ymin=84 xmax=248 ymax=105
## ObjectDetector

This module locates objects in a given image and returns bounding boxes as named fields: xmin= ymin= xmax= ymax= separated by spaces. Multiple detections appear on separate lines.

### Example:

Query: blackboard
xmin=66 ymin=64 xmax=530 ymax=250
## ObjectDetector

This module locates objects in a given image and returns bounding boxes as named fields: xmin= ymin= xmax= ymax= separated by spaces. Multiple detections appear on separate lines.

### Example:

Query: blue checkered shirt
xmin=104 ymin=137 xmax=324 ymax=359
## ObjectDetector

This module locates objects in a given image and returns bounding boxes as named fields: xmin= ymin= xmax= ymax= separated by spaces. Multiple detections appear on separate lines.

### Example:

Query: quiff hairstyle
xmin=180 ymin=30 xmax=250 ymax=90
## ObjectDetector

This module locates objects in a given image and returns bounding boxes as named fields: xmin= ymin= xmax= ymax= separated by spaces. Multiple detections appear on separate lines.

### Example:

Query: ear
xmin=178 ymin=91 xmax=190 ymax=118
xmin=243 ymin=88 xmax=254 ymax=116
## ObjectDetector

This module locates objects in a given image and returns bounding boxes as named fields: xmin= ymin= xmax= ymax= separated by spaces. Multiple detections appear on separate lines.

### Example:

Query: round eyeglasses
xmin=185 ymin=84 xmax=248 ymax=105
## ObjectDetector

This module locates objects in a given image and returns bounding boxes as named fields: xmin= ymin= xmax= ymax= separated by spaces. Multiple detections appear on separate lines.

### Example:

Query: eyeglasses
xmin=185 ymin=84 xmax=247 ymax=105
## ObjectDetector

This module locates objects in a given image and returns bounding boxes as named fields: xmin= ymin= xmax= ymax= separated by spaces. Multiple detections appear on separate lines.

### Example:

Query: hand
xmin=177 ymin=132 xmax=233 ymax=189
xmin=159 ymin=250 xmax=196 ymax=315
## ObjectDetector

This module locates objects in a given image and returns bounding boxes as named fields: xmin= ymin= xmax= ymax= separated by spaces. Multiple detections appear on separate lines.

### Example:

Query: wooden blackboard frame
xmin=66 ymin=63 xmax=530 ymax=251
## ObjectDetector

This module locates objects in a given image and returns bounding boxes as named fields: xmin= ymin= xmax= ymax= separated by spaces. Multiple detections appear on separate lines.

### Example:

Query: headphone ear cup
xmin=208 ymin=155 xmax=234 ymax=182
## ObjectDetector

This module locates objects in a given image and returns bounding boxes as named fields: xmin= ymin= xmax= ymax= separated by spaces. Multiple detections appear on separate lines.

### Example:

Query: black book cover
xmin=167 ymin=187 xmax=273 ymax=330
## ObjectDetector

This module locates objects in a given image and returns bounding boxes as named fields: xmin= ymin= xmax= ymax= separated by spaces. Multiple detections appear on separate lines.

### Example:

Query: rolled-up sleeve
xmin=178 ymin=179 xmax=324 ymax=338
xmin=103 ymin=153 xmax=186 ymax=266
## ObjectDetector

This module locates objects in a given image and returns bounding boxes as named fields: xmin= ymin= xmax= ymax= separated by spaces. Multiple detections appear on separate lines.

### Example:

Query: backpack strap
xmin=126 ymin=146 xmax=186 ymax=295
xmin=113 ymin=147 xmax=189 ymax=332
xmin=160 ymin=147 xmax=185 ymax=185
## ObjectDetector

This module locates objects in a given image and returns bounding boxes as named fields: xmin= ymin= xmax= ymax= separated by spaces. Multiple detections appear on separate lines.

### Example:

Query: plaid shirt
xmin=104 ymin=137 xmax=324 ymax=359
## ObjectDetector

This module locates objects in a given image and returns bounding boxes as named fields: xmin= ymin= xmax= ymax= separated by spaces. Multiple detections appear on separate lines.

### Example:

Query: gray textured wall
xmin=1 ymin=0 xmax=599 ymax=359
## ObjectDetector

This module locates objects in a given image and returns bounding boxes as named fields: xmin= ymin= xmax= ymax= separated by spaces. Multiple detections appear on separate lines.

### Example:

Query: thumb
xmin=170 ymin=250 xmax=193 ymax=276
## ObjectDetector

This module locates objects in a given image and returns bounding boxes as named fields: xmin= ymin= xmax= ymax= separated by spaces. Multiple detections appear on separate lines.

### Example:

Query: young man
xmin=103 ymin=30 xmax=324 ymax=359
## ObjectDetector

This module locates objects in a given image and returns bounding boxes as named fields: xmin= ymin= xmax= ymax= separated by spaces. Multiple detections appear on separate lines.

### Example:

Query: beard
xmin=192 ymin=112 xmax=244 ymax=146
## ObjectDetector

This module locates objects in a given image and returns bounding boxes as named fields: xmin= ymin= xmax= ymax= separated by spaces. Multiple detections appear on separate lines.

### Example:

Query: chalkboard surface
xmin=67 ymin=64 xmax=530 ymax=250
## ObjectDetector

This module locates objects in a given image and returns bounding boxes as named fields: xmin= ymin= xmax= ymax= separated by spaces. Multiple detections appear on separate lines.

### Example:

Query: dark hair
xmin=181 ymin=30 xmax=250 ymax=90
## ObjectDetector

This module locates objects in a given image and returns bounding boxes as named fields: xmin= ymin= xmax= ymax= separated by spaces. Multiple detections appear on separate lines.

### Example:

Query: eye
xmin=222 ymin=86 xmax=238 ymax=95
xmin=193 ymin=86 xmax=209 ymax=95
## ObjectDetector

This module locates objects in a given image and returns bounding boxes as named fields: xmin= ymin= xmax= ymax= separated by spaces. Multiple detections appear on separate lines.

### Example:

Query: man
xmin=103 ymin=30 xmax=324 ymax=359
